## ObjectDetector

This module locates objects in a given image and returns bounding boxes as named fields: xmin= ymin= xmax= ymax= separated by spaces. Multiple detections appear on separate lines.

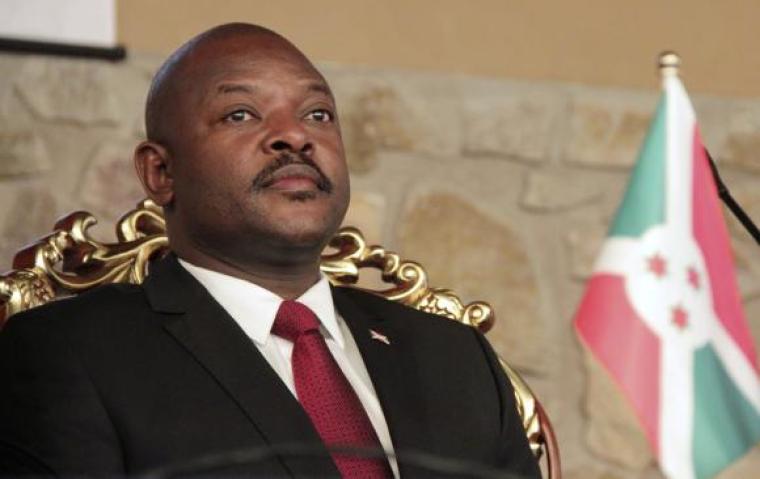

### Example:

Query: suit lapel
xmin=332 ymin=287 xmax=432 ymax=474
xmin=143 ymin=256 xmax=338 ymax=477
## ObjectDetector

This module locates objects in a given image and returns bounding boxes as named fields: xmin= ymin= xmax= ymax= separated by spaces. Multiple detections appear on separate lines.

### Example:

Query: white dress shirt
xmin=178 ymin=259 xmax=399 ymax=477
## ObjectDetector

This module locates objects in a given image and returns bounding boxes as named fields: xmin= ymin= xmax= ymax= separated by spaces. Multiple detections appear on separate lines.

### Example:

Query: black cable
xmin=704 ymin=149 xmax=760 ymax=246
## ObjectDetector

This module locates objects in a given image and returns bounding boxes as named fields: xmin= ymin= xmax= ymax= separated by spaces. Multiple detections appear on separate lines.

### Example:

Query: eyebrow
xmin=307 ymin=82 xmax=332 ymax=97
xmin=213 ymin=81 xmax=333 ymax=99
xmin=216 ymin=83 xmax=255 ymax=95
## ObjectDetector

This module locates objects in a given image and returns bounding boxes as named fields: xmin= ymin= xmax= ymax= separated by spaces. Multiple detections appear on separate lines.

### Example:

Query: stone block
xmin=462 ymin=94 xmax=559 ymax=163
xmin=734 ymin=245 xmax=760 ymax=302
xmin=1 ymin=186 xmax=57 ymax=268
xmin=691 ymin=98 xmax=730 ymax=155
xmin=128 ymin=52 xmax=163 ymax=80
xmin=565 ymin=94 xmax=656 ymax=168
xmin=15 ymin=59 xmax=120 ymax=125
xmin=563 ymin=466 xmax=626 ymax=479
xmin=0 ymin=57 xmax=24 ymax=122
xmin=724 ymin=181 xmax=760 ymax=243
xmin=721 ymin=181 xmax=760 ymax=302
xmin=132 ymin=115 xmax=147 ymax=140
xmin=79 ymin=140 xmax=146 ymax=221
xmin=0 ymin=131 xmax=50 ymax=177
xmin=341 ymin=86 xmax=414 ymax=173
xmin=565 ymin=224 xmax=608 ymax=280
xmin=717 ymin=107 xmax=760 ymax=173
xmin=398 ymin=192 xmax=544 ymax=371
xmin=341 ymin=191 xmax=386 ymax=245
xmin=520 ymin=170 xmax=603 ymax=212
xmin=336 ymin=79 xmax=462 ymax=174
xmin=584 ymin=352 xmax=654 ymax=469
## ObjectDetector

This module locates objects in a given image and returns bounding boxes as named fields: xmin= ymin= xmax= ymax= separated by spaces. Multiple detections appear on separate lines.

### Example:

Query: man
xmin=0 ymin=24 xmax=540 ymax=478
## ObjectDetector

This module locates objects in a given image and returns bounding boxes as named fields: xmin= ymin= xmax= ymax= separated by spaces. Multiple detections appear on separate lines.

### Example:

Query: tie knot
xmin=272 ymin=300 xmax=321 ymax=342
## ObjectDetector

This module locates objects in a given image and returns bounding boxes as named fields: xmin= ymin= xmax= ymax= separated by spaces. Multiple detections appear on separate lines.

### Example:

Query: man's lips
xmin=261 ymin=163 xmax=322 ymax=191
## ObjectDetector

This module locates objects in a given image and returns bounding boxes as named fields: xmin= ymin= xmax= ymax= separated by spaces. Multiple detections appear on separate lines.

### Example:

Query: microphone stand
xmin=705 ymin=148 xmax=760 ymax=246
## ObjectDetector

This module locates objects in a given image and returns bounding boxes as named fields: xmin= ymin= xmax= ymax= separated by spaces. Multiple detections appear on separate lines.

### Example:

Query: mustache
xmin=250 ymin=153 xmax=333 ymax=194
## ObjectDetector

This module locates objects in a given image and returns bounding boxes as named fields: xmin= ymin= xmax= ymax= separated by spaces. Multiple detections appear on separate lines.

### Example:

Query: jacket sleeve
xmin=471 ymin=327 xmax=543 ymax=479
xmin=0 ymin=312 xmax=124 ymax=475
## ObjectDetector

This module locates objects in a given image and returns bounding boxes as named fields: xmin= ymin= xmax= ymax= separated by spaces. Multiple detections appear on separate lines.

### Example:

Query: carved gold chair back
xmin=0 ymin=199 xmax=560 ymax=478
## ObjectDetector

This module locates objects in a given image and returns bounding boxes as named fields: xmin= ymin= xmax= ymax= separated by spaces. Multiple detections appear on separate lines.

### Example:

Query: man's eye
xmin=305 ymin=109 xmax=333 ymax=123
xmin=225 ymin=110 xmax=255 ymax=122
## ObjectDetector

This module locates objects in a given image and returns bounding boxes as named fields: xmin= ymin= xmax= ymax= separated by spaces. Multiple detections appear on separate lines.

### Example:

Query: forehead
xmin=207 ymin=61 xmax=328 ymax=93
xmin=183 ymin=35 xmax=330 ymax=97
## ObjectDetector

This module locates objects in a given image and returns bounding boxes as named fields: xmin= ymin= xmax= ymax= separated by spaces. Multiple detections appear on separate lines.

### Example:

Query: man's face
xmin=164 ymin=35 xmax=350 ymax=265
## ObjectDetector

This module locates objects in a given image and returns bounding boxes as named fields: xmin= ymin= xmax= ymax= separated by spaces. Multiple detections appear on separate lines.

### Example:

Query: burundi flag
xmin=573 ymin=63 xmax=760 ymax=479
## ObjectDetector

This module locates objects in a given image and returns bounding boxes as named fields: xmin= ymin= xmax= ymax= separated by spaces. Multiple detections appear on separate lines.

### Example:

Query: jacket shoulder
xmin=2 ymin=282 xmax=147 ymax=335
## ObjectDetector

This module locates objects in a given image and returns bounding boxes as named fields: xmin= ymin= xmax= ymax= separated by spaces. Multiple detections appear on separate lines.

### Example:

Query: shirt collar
xmin=177 ymin=258 xmax=344 ymax=349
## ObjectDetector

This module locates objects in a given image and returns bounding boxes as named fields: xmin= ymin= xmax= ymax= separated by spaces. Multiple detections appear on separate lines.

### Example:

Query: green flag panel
xmin=609 ymin=98 xmax=667 ymax=237
xmin=692 ymin=343 xmax=760 ymax=479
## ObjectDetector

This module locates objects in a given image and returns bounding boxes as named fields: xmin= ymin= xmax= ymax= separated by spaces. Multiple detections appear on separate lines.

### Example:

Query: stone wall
xmin=1 ymin=52 xmax=759 ymax=477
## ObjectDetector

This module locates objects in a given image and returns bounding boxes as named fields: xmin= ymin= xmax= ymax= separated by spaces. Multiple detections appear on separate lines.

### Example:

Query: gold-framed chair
xmin=0 ymin=199 xmax=560 ymax=478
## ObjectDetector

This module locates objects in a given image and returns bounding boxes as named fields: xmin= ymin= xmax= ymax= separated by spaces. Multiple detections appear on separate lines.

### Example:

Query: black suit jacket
xmin=0 ymin=255 xmax=540 ymax=478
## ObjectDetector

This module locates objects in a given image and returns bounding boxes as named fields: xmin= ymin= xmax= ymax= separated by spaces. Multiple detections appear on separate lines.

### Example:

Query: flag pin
xmin=370 ymin=329 xmax=390 ymax=345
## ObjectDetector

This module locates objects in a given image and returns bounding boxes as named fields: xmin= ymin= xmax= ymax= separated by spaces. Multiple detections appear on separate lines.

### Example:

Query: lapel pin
xmin=369 ymin=329 xmax=390 ymax=345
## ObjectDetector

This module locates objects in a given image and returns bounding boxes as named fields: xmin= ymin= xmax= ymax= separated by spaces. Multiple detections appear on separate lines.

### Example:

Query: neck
xmin=176 ymin=247 xmax=323 ymax=300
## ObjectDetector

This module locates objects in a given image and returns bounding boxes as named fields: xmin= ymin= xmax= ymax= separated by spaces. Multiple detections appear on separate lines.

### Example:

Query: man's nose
xmin=262 ymin=115 xmax=313 ymax=156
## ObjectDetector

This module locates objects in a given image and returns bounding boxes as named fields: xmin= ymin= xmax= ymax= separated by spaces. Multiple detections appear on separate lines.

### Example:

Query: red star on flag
xmin=687 ymin=266 xmax=701 ymax=290
xmin=672 ymin=305 xmax=689 ymax=330
xmin=647 ymin=253 xmax=667 ymax=278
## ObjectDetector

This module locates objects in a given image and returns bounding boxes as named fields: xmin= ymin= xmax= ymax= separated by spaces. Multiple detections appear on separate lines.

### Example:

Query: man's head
xmin=134 ymin=23 xmax=350 ymax=278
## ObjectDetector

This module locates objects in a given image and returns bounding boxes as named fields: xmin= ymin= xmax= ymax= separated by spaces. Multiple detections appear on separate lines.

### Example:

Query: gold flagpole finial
xmin=658 ymin=51 xmax=681 ymax=78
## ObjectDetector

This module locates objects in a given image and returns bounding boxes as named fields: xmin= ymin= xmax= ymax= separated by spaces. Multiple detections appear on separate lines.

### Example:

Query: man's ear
xmin=134 ymin=141 xmax=174 ymax=206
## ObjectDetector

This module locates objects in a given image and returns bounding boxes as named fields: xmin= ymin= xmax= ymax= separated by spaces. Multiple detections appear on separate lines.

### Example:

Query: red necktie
xmin=272 ymin=300 xmax=392 ymax=478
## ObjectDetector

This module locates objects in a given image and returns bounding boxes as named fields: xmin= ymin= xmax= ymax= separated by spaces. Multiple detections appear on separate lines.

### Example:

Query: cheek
xmin=317 ymin=134 xmax=348 ymax=179
xmin=334 ymin=159 xmax=351 ymax=202
xmin=188 ymin=139 xmax=260 ymax=188
xmin=172 ymin=157 xmax=249 ymax=218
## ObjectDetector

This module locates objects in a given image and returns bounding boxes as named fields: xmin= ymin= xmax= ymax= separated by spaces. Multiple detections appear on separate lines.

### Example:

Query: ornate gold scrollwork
xmin=0 ymin=269 xmax=56 ymax=320
xmin=321 ymin=227 xmax=495 ymax=332
xmin=501 ymin=359 xmax=541 ymax=455
xmin=0 ymin=199 xmax=556 ymax=473
xmin=0 ymin=200 xmax=168 ymax=324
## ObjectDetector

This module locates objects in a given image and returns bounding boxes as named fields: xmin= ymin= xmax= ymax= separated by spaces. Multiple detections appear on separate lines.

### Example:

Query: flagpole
xmin=658 ymin=52 xmax=760 ymax=246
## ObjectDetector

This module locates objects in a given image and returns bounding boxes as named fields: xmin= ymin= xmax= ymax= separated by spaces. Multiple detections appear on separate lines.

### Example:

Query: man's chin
xmin=250 ymin=191 xmax=348 ymax=250
xmin=260 ymin=220 xmax=338 ymax=251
